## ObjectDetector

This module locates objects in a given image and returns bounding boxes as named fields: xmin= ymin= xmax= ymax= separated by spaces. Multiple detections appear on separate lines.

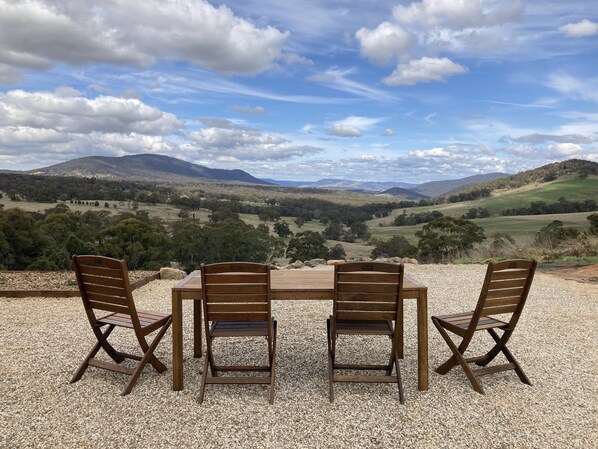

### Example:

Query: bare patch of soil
xmin=538 ymin=263 xmax=598 ymax=284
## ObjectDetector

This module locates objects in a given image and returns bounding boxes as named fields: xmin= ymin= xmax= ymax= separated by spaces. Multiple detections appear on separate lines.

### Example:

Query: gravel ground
xmin=0 ymin=271 xmax=157 ymax=291
xmin=0 ymin=264 xmax=596 ymax=448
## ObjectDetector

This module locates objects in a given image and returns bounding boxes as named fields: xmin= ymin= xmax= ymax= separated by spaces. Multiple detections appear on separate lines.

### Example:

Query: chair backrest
xmin=201 ymin=262 xmax=271 ymax=323
xmin=471 ymin=259 xmax=537 ymax=330
xmin=333 ymin=262 xmax=404 ymax=322
xmin=72 ymin=255 xmax=138 ymax=323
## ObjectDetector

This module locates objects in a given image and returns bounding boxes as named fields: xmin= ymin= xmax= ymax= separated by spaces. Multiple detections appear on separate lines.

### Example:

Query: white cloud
xmin=355 ymin=22 xmax=415 ymax=65
xmin=560 ymin=19 xmax=598 ymax=37
xmin=0 ymin=90 xmax=181 ymax=135
xmin=0 ymin=0 xmax=288 ymax=84
xmin=327 ymin=116 xmax=383 ymax=138
xmin=547 ymin=143 xmax=584 ymax=157
xmin=232 ymin=105 xmax=267 ymax=115
xmin=546 ymin=73 xmax=598 ymax=103
xmin=383 ymin=128 xmax=396 ymax=136
xmin=383 ymin=57 xmax=468 ymax=86
xmin=307 ymin=68 xmax=397 ymax=102
xmin=328 ymin=124 xmax=362 ymax=137
xmin=187 ymin=121 xmax=323 ymax=161
xmin=392 ymin=0 xmax=524 ymax=30
xmin=0 ymin=88 xmax=182 ymax=162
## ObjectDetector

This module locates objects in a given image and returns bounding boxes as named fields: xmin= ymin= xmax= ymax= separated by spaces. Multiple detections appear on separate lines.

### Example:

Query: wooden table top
xmin=173 ymin=269 xmax=426 ymax=300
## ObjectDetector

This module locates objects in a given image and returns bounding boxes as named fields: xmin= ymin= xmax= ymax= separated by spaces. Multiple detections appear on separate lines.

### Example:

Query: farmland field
xmin=2 ymin=174 xmax=597 ymax=260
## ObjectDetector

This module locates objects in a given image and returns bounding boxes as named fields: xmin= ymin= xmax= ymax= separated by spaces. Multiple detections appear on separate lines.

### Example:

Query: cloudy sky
xmin=0 ymin=0 xmax=597 ymax=182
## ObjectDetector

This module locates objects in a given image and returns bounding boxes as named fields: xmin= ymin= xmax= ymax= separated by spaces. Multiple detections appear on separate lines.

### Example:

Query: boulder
xmin=160 ymin=267 xmax=187 ymax=280
xmin=347 ymin=256 xmax=372 ymax=262
xmin=304 ymin=258 xmax=326 ymax=267
xmin=326 ymin=259 xmax=345 ymax=265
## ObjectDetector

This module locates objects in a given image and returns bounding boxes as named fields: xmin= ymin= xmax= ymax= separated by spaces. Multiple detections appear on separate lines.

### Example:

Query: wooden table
xmin=171 ymin=269 xmax=429 ymax=391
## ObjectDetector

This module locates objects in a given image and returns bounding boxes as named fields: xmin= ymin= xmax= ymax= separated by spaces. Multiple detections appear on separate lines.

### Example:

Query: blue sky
xmin=0 ymin=0 xmax=597 ymax=182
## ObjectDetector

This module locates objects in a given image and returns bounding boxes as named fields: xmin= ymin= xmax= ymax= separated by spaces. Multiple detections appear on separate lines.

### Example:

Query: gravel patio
xmin=0 ymin=264 xmax=596 ymax=448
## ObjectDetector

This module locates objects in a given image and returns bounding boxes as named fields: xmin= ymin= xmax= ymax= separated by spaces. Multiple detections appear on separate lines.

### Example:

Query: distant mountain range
xmin=27 ymin=154 xmax=269 ymax=185
xmin=261 ymin=178 xmax=416 ymax=191
xmin=265 ymin=173 xmax=510 ymax=197
xmin=22 ymin=154 xmax=513 ymax=197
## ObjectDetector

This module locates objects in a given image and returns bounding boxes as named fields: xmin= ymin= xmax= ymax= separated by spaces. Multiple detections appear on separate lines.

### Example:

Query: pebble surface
xmin=0 ymin=264 xmax=596 ymax=448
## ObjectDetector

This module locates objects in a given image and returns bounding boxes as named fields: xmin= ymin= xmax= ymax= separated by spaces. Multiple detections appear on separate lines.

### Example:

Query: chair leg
xmin=487 ymin=329 xmax=532 ymax=386
xmin=434 ymin=320 xmax=485 ymax=394
xmin=269 ymin=320 xmax=277 ymax=405
xmin=394 ymin=344 xmax=405 ymax=404
xmin=199 ymin=354 xmax=210 ymax=404
xmin=121 ymin=320 xmax=171 ymax=396
xmin=432 ymin=318 xmax=459 ymax=375
xmin=326 ymin=317 xmax=334 ymax=403
xmin=71 ymin=325 xmax=117 ymax=383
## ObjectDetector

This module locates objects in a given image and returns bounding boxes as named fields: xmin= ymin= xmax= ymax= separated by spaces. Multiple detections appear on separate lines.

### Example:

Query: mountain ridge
xmin=27 ymin=153 xmax=269 ymax=185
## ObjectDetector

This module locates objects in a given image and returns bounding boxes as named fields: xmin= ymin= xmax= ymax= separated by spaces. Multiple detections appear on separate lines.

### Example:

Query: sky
xmin=0 ymin=0 xmax=597 ymax=183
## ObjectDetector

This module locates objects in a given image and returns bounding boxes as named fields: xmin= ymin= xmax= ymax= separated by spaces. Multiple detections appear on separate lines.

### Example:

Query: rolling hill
xmin=377 ymin=187 xmax=430 ymax=200
xmin=410 ymin=173 xmax=510 ymax=197
xmin=27 ymin=153 xmax=269 ymax=185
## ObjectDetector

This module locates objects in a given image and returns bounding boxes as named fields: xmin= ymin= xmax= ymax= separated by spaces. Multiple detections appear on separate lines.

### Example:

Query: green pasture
xmin=369 ymin=175 xmax=598 ymax=225
xmin=368 ymin=212 xmax=594 ymax=247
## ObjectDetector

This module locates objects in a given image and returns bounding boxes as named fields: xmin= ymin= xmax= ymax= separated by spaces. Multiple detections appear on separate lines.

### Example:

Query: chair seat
xmin=334 ymin=318 xmax=394 ymax=335
xmin=210 ymin=320 xmax=272 ymax=337
xmin=434 ymin=312 xmax=507 ymax=337
xmin=99 ymin=310 xmax=171 ymax=333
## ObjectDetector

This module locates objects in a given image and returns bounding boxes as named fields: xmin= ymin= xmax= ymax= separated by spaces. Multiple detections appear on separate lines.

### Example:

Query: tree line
xmin=500 ymin=198 xmax=598 ymax=216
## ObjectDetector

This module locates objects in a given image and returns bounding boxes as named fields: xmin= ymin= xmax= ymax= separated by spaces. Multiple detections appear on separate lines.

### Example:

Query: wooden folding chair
xmin=199 ymin=262 xmax=277 ymax=404
xmin=327 ymin=262 xmax=405 ymax=403
xmin=70 ymin=255 xmax=172 ymax=395
xmin=432 ymin=259 xmax=537 ymax=394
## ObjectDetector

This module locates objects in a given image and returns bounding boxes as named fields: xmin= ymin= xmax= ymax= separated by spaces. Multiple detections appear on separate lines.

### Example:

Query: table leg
xmin=417 ymin=289 xmax=429 ymax=391
xmin=193 ymin=297 xmax=202 ymax=358
xmin=172 ymin=290 xmax=183 ymax=391
xmin=397 ymin=299 xmax=404 ymax=359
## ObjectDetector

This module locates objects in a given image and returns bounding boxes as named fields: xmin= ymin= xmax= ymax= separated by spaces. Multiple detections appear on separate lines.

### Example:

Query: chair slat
xmin=488 ymin=278 xmax=528 ymax=290
xmin=336 ymin=310 xmax=396 ymax=321
xmin=337 ymin=272 xmax=399 ymax=283
xmin=82 ymin=283 xmax=127 ymax=298
xmin=203 ymin=262 xmax=268 ymax=274
xmin=484 ymin=296 xmax=521 ymax=307
xmin=489 ymin=269 xmax=531 ymax=280
xmin=481 ymin=304 xmax=519 ymax=315
xmin=208 ymin=312 xmax=269 ymax=321
xmin=88 ymin=300 xmax=130 ymax=314
xmin=207 ymin=303 xmax=269 ymax=313
xmin=205 ymin=284 xmax=268 ymax=295
xmin=80 ymin=273 xmax=126 ymax=289
xmin=336 ymin=282 xmax=398 ymax=294
xmin=76 ymin=264 xmax=123 ymax=278
xmin=205 ymin=273 xmax=267 ymax=284
xmin=85 ymin=291 xmax=128 ymax=306
xmin=485 ymin=287 xmax=525 ymax=299
xmin=336 ymin=301 xmax=396 ymax=311
xmin=336 ymin=262 xmax=401 ymax=273
xmin=336 ymin=292 xmax=398 ymax=302
xmin=205 ymin=293 xmax=269 ymax=303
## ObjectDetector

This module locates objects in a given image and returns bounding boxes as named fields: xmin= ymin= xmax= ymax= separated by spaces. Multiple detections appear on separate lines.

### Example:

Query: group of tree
xmin=321 ymin=221 xmax=371 ymax=242
xmin=393 ymin=210 xmax=443 ymax=226
xmin=500 ymin=198 xmax=598 ymax=216
xmin=0 ymin=206 xmax=284 ymax=271
xmin=461 ymin=207 xmax=490 ymax=219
